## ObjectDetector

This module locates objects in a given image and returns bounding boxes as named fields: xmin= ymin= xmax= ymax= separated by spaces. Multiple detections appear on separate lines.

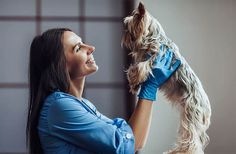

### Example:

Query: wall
xmin=139 ymin=0 xmax=236 ymax=154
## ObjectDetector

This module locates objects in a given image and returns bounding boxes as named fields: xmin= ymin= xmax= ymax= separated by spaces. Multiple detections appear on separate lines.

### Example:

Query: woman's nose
xmin=86 ymin=44 xmax=95 ymax=55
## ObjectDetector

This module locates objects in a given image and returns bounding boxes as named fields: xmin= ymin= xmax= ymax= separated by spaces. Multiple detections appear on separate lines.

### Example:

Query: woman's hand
xmin=138 ymin=45 xmax=181 ymax=101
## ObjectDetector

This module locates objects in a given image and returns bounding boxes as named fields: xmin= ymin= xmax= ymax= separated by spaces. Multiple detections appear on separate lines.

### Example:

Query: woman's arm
xmin=128 ymin=99 xmax=153 ymax=151
xmin=128 ymin=47 xmax=181 ymax=152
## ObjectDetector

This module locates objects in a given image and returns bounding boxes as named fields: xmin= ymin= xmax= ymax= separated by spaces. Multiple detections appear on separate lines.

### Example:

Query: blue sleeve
xmin=47 ymin=97 xmax=135 ymax=154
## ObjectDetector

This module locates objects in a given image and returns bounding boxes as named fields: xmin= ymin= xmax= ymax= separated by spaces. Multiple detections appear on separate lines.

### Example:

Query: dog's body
xmin=122 ymin=3 xmax=211 ymax=154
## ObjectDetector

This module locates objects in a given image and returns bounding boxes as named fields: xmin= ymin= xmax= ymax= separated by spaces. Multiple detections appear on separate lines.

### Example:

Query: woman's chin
xmin=87 ymin=64 xmax=98 ymax=75
xmin=92 ymin=65 xmax=99 ymax=72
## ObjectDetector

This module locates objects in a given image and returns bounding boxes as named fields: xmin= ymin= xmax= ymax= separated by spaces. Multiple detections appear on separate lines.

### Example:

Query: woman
xmin=26 ymin=28 xmax=180 ymax=154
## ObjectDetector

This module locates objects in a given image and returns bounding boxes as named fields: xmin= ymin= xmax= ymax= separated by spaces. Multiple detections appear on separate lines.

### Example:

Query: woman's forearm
xmin=128 ymin=99 xmax=153 ymax=152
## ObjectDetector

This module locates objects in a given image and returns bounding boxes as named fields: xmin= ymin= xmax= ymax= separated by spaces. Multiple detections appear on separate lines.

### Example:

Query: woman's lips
xmin=86 ymin=58 xmax=95 ymax=64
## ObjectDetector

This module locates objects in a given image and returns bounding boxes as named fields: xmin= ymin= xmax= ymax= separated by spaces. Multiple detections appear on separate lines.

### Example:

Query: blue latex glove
xmin=138 ymin=45 xmax=181 ymax=101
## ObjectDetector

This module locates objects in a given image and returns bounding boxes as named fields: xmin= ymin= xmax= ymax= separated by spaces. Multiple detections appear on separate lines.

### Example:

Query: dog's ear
xmin=121 ymin=30 xmax=133 ymax=50
xmin=138 ymin=2 xmax=145 ymax=17
xmin=132 ymin=2 xmax=146 ymax=48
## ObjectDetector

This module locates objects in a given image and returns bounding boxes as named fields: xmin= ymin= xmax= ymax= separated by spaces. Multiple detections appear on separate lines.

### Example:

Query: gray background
xmin=0 ymin=0 xmax=235 ymax=154
xmin=141 ymin=0 xmax=236 ymax=154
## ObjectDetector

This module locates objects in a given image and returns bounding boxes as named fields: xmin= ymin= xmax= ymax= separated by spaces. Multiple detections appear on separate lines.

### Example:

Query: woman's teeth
xmin=86 ymin=58 xmax=95 ymax=64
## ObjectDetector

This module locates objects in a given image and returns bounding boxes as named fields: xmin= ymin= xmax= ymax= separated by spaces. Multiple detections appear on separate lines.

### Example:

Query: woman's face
xmin=63 ymin=31 xmax=98 ymax=79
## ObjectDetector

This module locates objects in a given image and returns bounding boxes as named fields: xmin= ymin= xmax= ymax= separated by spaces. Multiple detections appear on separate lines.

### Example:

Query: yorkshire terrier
xmin=121 ymin=2 xmax=211 ymax=154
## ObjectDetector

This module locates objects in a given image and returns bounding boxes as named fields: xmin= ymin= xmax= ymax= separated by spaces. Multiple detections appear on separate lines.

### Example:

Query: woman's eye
xmin=76 ymin=45 xmax=81 ymax=52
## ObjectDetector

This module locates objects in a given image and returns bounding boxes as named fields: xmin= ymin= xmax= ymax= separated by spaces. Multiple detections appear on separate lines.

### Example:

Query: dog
xmin=121 ymin=2 xmax=211 ymax=154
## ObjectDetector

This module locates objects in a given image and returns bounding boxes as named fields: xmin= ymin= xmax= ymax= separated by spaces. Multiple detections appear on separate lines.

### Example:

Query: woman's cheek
xmin=68 ymin=59 xmax=81 ymax=79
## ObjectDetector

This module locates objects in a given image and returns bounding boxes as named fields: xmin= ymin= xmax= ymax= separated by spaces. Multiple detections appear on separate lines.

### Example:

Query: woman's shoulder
xmin=44 ymin=91 xmax=81 ymax=107
xmin=46 ymin=91 xmax=77 ymax=101
xmin=82 ymin=98 xmax=96 ymax=110
xmin=45 ymin=91 xmax=95 ymax=111
xmin=41 ymin=91 xmax=99 ymax=120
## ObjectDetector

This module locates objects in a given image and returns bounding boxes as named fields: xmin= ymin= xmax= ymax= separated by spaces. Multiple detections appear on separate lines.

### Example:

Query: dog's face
xmin=122 ymin=2 xmax=181 ymax=63
xmin=122 ymin=3 xmax=164 ymax=60
xmin=122 ymin=2 xmax=146 ymax=50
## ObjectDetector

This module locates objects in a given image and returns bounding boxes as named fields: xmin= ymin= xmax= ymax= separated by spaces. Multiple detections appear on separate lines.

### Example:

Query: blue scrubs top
xmin=38 ymin=91 xmax=135 ymax=154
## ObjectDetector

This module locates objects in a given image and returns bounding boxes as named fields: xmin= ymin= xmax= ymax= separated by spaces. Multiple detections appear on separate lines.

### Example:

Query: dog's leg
xmin=162 ymin=73 xmax=210 ymax=154
xmin=164 ymin=107 xmax=204 ymax=154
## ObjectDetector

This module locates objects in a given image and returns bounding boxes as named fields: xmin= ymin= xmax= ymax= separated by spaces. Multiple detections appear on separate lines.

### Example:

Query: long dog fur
xmin=121 ymin=2 xmax=211 ymax=154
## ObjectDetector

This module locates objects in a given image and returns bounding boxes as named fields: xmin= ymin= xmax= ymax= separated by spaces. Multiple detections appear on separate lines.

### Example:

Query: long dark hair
xmin=26 ymin=28 xmax=72 ymax=154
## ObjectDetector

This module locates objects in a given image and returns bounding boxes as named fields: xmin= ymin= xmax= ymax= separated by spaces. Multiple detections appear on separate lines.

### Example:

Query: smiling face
xmin=63 ymin=31 xmax=98 ymax=80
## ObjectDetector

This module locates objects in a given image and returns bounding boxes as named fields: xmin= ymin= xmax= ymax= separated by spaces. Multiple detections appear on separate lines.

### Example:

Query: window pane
xmin=85 ymin=22 xmax=125 ymax=83
xmin=85 ymin=0 xmax=123 ymax=17
xmin=0 ymin=89 xmax=28 ymax=152
xmin=85 ymin=88 xmax=126 ymax=119
xmin=41 ymin=0 xmax=80 ymax=17
xmin=0 ymin=0 xmax=35 ymax=16
xmin=41 ymin=21 xmax=80 ymax=34
xmin=0 ymin=21 xmax=35 ymax=83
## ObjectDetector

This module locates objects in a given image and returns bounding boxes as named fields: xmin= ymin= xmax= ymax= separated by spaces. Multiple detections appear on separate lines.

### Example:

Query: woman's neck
xmin=69 ymin=77 xmax=85 ymax=101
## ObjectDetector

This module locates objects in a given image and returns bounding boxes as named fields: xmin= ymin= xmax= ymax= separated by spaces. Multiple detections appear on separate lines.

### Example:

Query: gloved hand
xmin=138 ymin=45 xmax=181 ymax=101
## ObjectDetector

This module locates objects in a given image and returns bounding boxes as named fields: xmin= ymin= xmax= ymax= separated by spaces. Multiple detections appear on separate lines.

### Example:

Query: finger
xmin=160 ymin=51 xmax=169 ymax=65
xmin=146 ymin=52 xmax=152 ymax=60
xmin=171 ymin=59 xmax=181 ymax=71
xmin=165 ymin=51 xmax=173 ymax=68
xmin=160 ymin=44 xmax=164 ymax=51
xmin=156 ymin=45 xmax=164 ymax=61
xmin=164 ymin=50 xmax=171 ymax=60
